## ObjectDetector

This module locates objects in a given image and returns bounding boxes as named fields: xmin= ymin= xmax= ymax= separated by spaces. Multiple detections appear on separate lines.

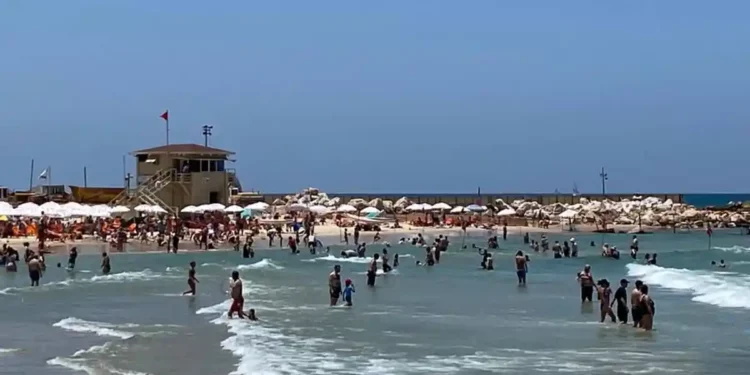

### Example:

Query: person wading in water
xmin=329 ymin=265 xmax=342 ymax=306
xmin=577 ymin=265 xmax=594 ymax=303
xmin=367 ymin=253 xmax=379 ymax=287
xmin=182 ymin=261 xmax=199 ymax=296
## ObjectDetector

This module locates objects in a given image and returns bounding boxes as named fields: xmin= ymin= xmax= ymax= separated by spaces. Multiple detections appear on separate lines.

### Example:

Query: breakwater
xmin=258 ymin=193 xmax=685 ymax=207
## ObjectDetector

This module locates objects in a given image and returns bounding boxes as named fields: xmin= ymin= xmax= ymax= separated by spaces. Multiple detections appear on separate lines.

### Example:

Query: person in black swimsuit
xmin=183 ymin=261 xmax=199 ymax=295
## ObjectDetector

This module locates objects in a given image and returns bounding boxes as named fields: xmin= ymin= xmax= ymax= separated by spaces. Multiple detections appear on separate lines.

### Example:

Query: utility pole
xmin=202 ymin=125 xmax=213 ymax=147
xmin=125 ymin=173 xmax=133 ymax=196
xmin=599 ymin=167 xmax=608 ymax=196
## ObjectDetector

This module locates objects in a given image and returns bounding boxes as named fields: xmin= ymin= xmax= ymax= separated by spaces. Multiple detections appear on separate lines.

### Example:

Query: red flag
xmin=160 ymin=110 xmax=169 ymax=121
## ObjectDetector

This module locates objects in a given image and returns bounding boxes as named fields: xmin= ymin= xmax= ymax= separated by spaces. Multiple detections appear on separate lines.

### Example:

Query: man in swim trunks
xmin=28 ymin=255 xmax=42 ymax=286
xmin=381 ymin=249 xmax=392 ymax=273
xmin=577 ymin=265 xmax=594 ymax=303
xmin=101 ymin=252 xmax=111 ymax=275
xmin=367 ymin=253 xmax=379 ymax=287
xmin=183 ymin=261 xmax=199 ymax=295
xmin=228 ymin=271 xmax=246 ymax=319
xmin=515 ymin=251 xmax=527 ymax=285
xmin=329 ymin=265 xmax=342 ymax=306
xmin=631 ymin=280 xmax=643 ymax=328
xmin=67 ymin=247 xmax=78 ymax=270
xmin=612 ymin=279 xmax=629 ymax=324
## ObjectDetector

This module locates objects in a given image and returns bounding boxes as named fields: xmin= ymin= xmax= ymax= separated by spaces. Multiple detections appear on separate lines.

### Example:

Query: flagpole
xmin=47 ymin=166 xmax=51 ymax=201
xmin=166 ymin=117 xmax=170 ymax=145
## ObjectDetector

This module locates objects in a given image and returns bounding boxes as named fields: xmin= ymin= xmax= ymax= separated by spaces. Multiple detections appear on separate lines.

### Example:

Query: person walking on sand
xmin=228 ymin=271 xmax=247 ymax=319
xmin=329 ymin=265 xmax=342 ymax=306
xmin=183 ymin=261 xmax=199 ymax=295
xmin=101 ymin=252 xmax=111 ymax=275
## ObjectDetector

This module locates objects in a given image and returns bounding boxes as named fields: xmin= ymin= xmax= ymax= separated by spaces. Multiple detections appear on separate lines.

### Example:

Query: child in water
xmin=343 ymin=279 xmax=355 ymax=306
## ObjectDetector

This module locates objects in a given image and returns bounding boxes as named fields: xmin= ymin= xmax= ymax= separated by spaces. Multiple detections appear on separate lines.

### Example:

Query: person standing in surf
xmin=101 ymin=252 xmax=111 ymax=275
xmin=515 ymin=251 xmax=527 ymax=285
xmin=28 ymin=255 xmax=42 ymax=286
xmin=367 ymin=253 xmax=379 ymax=287
xmin=631 ymin=280 xmax=643 ymax=328
xmin=67 ymin=247 xmax=78 ymax=270
xmin=577 ymin=265 xmax=594 ymax=303
xmin=612 ymin=279 xmax=629 ymax=324
xmin=381 ymin=249 xmax=392 ymax=273
xmin=329 ymin=265 xmax=342 ymax=306
xmin=638 ymin=284 xmax=655 ymax=330
xmin=183 ymin=261 xmax=199 ymax=296
xmin=228 ymin=271 xmax=247 ymax=319
xmin=596 ymin=279 xmax=616 ymax=323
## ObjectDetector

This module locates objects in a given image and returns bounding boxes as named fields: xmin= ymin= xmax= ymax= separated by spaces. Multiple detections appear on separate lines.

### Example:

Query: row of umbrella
xmin=0 ymin=201 xmax=126 ymax=218
xmin=180 ymin=202 xmax=271 ymax=214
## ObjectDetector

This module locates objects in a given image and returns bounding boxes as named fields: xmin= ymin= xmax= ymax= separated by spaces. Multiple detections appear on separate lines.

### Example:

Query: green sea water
xmin=2 ymin=229 xmax=750 ymax=374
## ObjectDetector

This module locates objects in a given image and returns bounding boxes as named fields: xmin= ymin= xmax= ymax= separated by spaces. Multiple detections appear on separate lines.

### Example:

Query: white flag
xmin=38 ymin=169 xmax=48 ymax=180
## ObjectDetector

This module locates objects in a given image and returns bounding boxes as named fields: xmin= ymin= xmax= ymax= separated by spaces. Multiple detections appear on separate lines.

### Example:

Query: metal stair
xmin=109 ymin=169 xmax=177 ymax=215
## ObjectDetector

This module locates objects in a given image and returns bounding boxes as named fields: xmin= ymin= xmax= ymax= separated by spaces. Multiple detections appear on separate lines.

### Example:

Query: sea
xmin=2 ymin=229 xmax=750 ymax=375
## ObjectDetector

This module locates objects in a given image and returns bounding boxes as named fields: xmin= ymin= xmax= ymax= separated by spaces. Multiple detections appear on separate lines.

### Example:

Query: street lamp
xmin=599 ymin=167 xmax=608 ymax=196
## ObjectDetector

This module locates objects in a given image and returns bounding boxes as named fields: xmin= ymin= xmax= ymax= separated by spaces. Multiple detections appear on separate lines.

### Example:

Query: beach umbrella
xmin=0 ymin=202 xmax=13 ymax=216
xmin=496 ymin=208 xmax=517 ymax=217
xmin=14 ymin=202 xmax=42 ymax=217
xmin=309 ymin=205 xmax=331 ymax=215
xmin=335 ymin=204 xmax=357 ymax=213
xmin=361 ymin=207 xmax=381 ymax=214
xmin=405 ymin=203 xmax=423 ymax=211
xmin=40 ymin=201 xmax=61 ymax=212
xmin=272 ymin=198 xmax=286 ymax=206
xmin=149 ymin=205 xmax=167 ymax=214
xmin=432 ymin=202 xmax=452 ymax=211
xmin=559 ymin=209 xmax=578 ymax=219
xmin=288 ymin=203 xmax=309 ymax=212
xmin=205 ymin=203 xmax=226 ymax=212
xmin=134 ymin=204 xmax=152 ymax=212
xmin=224 ymin=205 xmax=244 ymax=213
xmin=465 ymin=204 xmax=485 ymax=212
xmin=110 ymin=205 xmax=131 ymax=214
xmin=246 ymin=202 xmax=270 ymax=211
xmin=449 ymin=206 xmax=466 ymax=214
xmin=181 ymin=205 xmax=198 ymax=213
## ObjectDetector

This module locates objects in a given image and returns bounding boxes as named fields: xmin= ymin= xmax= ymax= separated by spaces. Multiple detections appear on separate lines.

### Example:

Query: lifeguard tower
xmin=109 ymin=144 xmax=242 ymax=214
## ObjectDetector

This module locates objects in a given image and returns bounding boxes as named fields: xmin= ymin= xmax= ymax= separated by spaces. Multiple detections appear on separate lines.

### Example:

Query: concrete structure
xmin=109 ymin=144 xmax=241 ymax=214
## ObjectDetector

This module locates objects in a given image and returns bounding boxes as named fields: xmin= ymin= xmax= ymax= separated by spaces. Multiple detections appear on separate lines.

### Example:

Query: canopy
xmin=432 ymin=202 xmax=452 ymax=210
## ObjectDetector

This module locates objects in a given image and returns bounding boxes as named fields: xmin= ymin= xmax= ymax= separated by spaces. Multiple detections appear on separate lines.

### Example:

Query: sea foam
xmin=234 ymin=259 xmax=284 ymax=270
xmin=626 ymin=263 xmax=750 ymax=309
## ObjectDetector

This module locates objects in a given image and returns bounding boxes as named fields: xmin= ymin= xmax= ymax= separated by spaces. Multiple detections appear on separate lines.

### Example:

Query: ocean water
xmin=2 ymin=229 xmax=750 ymax=375
xmin=682 ymin=193 xmax=750 ymax=208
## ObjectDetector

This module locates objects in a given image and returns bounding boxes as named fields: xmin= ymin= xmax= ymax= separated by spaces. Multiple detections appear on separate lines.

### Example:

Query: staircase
xmin=109 ymin=169 xmax=177 ymax=215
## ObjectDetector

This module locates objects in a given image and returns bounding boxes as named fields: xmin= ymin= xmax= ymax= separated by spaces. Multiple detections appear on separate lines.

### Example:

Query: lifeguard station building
xmin=109 ymin=144 xmax=242 ymax=215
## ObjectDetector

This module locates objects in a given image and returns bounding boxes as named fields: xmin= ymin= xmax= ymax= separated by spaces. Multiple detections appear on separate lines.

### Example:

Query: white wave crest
xmin=714 ymin=245 xmax=750 ymax=253
xmin=234 ymin=259 xmax=284 ymax=270
xmin=626 ymin=263 xmax=750 ymax=309
xmin=53 ymin=317 xmax=136 ymax=339
xmin=47 ymin=356 xmax=150 ymax=375
xmin=90 ymin=270 xmax=167 ymax=283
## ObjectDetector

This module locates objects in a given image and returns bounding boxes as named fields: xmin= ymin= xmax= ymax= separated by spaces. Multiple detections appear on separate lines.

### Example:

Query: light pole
xmin=599 ymin=167 xmax=608 ymax=196
xmin=202 ymin=125 xmax=213 ymax=146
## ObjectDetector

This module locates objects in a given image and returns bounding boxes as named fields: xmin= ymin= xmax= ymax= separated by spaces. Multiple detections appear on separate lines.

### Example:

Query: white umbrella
xmin=465 ymin=204 xmax=486 ymax=212
xmin=449 ymin=206 xmax=466 ymax=214
xmin=246 ymin=202 xmax=270 ymax=211
xmin=405 ymin=203 xmax=423 ymax=211
xmin=288 ymin=203 xmax=309 ymax=212
xmin=40 ymin=201 xmax=61 ymax=212
xmin=181 ymin=205 xmax=198 ymax=213
xmin=0 ymin=202 xmax=13 ymax=216
xmin=110 ymin=205 xmax=131 ymax=213
xmin=559 ymin=209 xmax=579 ymax=219
xmin=496 ymin=208 xmax=517 ymax=217
xmin=18 ymin=202 xmax=40 ymax=211
xmin=205 ymin=203 xmax=226 ymax=211
xmin=309 ymin=205 xmax=331 ymax=215
xmin=224 ymin=205 xmax=244 ymax=213
xmin=134 ymin=204 xmax=152 ymax=212
xmin=149 ymin=205 xmax=167 ymax=214
xmin=335 ymin=204 xmax=357 ymax=213
xmin=432 ymin=202 xmax=452 ymax=210
xmin=361 ymin=207 xmax=380 ymax=214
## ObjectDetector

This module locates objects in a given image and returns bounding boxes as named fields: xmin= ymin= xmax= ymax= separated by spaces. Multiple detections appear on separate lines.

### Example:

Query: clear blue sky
xmin=1 ymin=1 xmax=748 ymax=194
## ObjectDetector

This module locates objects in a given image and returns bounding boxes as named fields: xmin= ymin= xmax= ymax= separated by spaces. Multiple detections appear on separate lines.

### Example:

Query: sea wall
xmin=259 ymin=193 xmax=683 ymax=207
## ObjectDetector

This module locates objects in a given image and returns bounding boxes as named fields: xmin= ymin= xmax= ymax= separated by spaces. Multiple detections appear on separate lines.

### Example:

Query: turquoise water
xmin=2 ymin=229 xmax=750 ymax=374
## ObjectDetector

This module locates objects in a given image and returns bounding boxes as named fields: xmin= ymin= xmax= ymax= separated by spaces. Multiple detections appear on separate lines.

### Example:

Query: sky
xmin=1 ymin=1 xmax=748 ymax=194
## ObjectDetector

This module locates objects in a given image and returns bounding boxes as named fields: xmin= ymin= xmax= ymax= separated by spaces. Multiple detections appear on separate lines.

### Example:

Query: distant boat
xmin=572 ymin=183 xmax=580 ymax=197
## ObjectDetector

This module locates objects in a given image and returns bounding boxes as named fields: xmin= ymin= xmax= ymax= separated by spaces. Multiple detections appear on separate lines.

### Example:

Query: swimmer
xmin=247 ymin=309 xmax=259 ymax=321
xmin=28 ymin=255 xmax=42 ymax=286
xmin=597 ymin=279 xmax=616 ymax=323
xmin=182 ymin=261 xmax=199 ymax=296
xmin=718 ymin=259 xmax=727 ymax=268
xmin=343 ymin=278 xmax=355 ymax=306
xmin=341 ymin=249 xmax=358 ymax=258
xmin=570 ymin=238 xmax=578 ymax=257
xmin=577 ymin=265 xmax=594 ymax=303
xmin=425 ymin=247 xmax=435 ymax=267
xmin=329 ymin=265 xmax=342 ymax=306
xmin=101 ymin=252 xmax=111 ymax=275
xmin=67 ymin=247 xmax=78 ymax=269
xmin=515 ymin=251 xmax=527 ymax=285
xmin=393 ymin=253 xmax=399 ymax=268
xmin=381 ymin=249 xmax=392 ymax=273
xmin=228 ymin=271 xmax=247 ymax=319
xmin=648 ymin=253 xmax=658 ymax=265
xmin=366 ymin=254 xmax=379 ymax=287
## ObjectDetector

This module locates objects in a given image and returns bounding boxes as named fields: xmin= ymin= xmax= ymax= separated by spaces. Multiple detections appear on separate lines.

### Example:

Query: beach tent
xmin=224 ymin=205 xmax=244 ymax=213
xmin=432 ymin=202 xmax=452 ymax=211
xmin=336 ymin=204 xmax=357 ymax=213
